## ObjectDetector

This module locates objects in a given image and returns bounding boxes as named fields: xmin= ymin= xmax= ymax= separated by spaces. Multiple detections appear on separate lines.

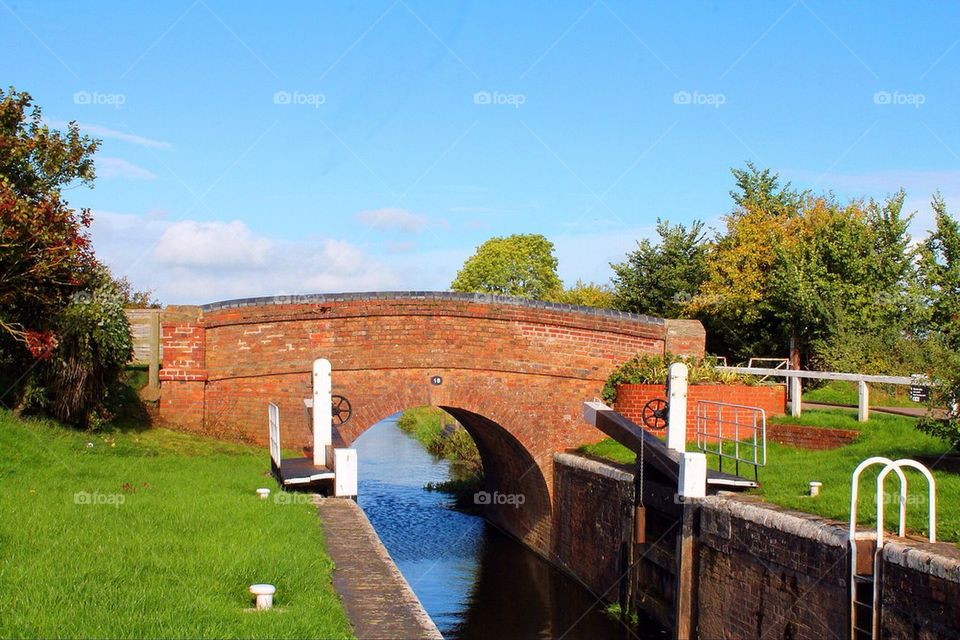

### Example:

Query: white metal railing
xmin=268 ymin=402 xmax=281 ymax=468
xmin=717 ymin=366 xmax=931 ymax=422
xmin=720 ymin=366 xmax=914 ymax=385
xmin=848 ymin=457 xmax=936 ymax=639
xmin=695 ymin=400 xmax=766 ymax=481
xmin=746 ymin=357 xmax=791 ymax=385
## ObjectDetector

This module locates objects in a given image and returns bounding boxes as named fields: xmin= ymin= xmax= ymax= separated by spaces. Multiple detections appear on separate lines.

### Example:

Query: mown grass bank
xmin=580 ymin=409 xmax=960 ymax=543
xmin=803 ymin=379 xmax=919 ymax=408
xmin=0 ymin=410 xmax=352 ymax=639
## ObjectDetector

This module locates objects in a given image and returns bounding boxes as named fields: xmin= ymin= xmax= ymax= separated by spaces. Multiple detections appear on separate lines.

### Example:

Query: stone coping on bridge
xmin=198 ymin=290 xmax=666 ymax=325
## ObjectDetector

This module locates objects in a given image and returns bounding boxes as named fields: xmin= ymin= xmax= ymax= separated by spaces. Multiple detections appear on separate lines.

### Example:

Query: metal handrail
xmin=849 ymin=457 xmax=907 ymax=640
xmin=871 ymin=460 xmax=936 ymax=638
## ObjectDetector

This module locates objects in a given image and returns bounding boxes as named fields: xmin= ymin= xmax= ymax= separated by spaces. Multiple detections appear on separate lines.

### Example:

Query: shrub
xmin=917 ymin=356 xmax=960 ymax=451
xmin=24 ymin=271 xmax=133 ymax=427
xmin=602 ymin=352 xmax=756 ymax=403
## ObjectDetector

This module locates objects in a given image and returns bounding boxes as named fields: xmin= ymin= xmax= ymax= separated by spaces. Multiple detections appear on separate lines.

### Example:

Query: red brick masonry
xmin=158 ymin=292 xmax=706 ymax=555
xmin=614 ymin=383 xmax=787 ymax=440
xmin=615 ymin=383 xmax=860 ymax=449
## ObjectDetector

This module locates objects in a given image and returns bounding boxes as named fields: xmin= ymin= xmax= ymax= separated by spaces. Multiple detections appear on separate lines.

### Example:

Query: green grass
xmin=768 ymin=409 xmax=867 ymax=430
xmin=396 ymin=406 xmax=449 ymax=450
xmin=580 ymin=409 xmax=960 ymax=543
xmin=803 ymin=380 xmax=919 ymax=408
xmin=0 ymin=410 xmax=353 ymax=638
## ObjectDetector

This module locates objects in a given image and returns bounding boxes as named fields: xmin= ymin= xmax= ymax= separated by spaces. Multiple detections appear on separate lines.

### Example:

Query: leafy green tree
xmin=547 ymin=280 xmax=615 ymax=308
xmin=691 ymin=165 xmax=802 ymax=359
xmin=691 ymin=165 xmax=918 ymax=371
xmin=0 ymin=88 xmax=133 ymax=426
xmin=451 ymin=234 xmax=561 ymax=299
xmin=611 ymin=218 xmax=708 ymax=318
xmin=918 ymin=193 xmax=960 ymax=348
xmin=0 ymin=88 xmax=99 ymax=359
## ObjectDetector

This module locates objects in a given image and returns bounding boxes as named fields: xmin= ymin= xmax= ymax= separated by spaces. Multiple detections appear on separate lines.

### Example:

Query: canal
xmin=354 ymin=414 xmax=650 ymax=640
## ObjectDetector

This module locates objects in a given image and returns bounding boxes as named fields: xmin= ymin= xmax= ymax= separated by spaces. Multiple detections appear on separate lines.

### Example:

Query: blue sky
xmin=4 ymin=1 xmax=959 ymax=303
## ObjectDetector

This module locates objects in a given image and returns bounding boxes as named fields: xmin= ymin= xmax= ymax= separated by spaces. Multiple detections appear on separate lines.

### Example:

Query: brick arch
xmin=159 ymin=292 xmax=705 ymax=555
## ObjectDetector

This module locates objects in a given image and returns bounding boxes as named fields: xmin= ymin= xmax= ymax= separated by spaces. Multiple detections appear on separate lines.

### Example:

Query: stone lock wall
xmin=158 ymin=292 xmax=705 ymax=555
xmin=551 ymin=455 xmax=960 ymax=639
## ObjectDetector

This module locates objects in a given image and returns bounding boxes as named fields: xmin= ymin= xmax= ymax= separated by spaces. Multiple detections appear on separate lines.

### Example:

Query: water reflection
xmin=354 ymin=415 xmax=638 ymax=639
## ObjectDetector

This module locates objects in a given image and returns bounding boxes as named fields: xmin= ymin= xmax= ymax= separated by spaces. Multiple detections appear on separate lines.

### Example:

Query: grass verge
xmin=803 ymin=380 xmax=919 ymax=408
xmin=579 ymin=409 xmax=960 ymax=543
xmin=0 ymin=410 xmax=353 ymax=638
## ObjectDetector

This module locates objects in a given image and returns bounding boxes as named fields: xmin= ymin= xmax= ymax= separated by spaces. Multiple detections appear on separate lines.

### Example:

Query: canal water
xmin=354 ymin=414 xmax=645 ymax=640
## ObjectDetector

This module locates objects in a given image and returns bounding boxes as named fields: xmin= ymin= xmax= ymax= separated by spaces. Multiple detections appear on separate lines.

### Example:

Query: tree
xmin=0 ymin=88 xmax=99 ymax=359
xmin=451 ymin=234 xmax=561 ymax=299
xmin=690 ymin=165 xmax=918 ymax=371
xmin=611 ymin=218 xmax=708 ymax=318
xmin=918 ymin=193 xmax=960 ymax=349
xmin=547 ymin=280 xmax=615 ymax=308
xmin=690 ymin=165 xmax=802 ymax=359
xmin=0 ymin=88 xmax=133 ymax=426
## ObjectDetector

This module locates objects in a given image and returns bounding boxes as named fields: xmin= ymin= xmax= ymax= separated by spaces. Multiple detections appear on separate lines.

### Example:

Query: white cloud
xmin=88 ymin=212 xmax=400 ymax=304
xmin=356 ymin=207 xmax=427 ymax=233
xmin=96 ymin=157 xmax=156 ymax=180
xmin=48 ymin=120 xmax=172 ymax=150
xmin=154 ymin=220 xmax=271 ymax=268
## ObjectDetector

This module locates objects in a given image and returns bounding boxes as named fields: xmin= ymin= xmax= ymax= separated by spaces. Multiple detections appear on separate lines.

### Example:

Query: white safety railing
xmin=268 ymin=402 xmax=281 ymax=468
xmin=695 ymin=400 xmax=766 ymax=481
xmin=718 ymin=365 xmax=928 ymax=422
xmin=848 ymin=457 xmax=936 ymax=639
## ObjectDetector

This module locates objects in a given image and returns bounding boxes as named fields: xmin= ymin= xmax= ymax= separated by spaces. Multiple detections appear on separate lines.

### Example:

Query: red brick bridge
xmin=159 ymin=292 xmax=704 ymax=556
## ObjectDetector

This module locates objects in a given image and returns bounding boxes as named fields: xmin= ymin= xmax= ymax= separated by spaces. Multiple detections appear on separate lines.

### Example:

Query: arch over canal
xmin=158 ymin=292 xmax=705 ymax=554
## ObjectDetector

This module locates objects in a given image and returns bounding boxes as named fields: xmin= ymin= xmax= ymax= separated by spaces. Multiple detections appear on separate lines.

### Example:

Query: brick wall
xmin=158 ymin=293 xmax=705 ymax=555
xmin=553 ymin=453 xmax=633 ymax=595
xmin=767 ymin=423 xmax=860 ymax=449
xmin=614 ymin=383 xmax=787 ymax=440
xmin=880 ymin=540 xmax=960 ymax=639
xmin=696 ymin=497 xmax=850 ymax=638
xmin=551 ymin=457 xmax=960 ymax=639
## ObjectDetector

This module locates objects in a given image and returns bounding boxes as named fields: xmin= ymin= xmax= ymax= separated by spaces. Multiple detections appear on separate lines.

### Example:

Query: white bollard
xmin=249 ymin=584 xmax=276 ymax=610
xmin=256 ymin=488 xmax=270 ymax=500
xmin=678 ymin=452 xmax=707 ymax=499
xmin=312 ymin=359 xmax=332 ymax=467
xmin=334 ymin=449 xmax=358 ymax=497
xmin=666 ymin=362 xmax=689 ymax=454
xmin=809 ymin=481 xmax=822 ymax=497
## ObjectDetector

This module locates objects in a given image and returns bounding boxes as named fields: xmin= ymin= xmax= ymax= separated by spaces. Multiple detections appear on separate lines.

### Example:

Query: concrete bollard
xmin=249 ymin=584 xmax=276 ymax=610
xmin=809 ymin=481 xmax=822 ymax=497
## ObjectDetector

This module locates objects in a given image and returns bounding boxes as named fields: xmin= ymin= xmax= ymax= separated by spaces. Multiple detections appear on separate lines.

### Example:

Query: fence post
xmin=858 ymin=381 xmax=870 ymax=422
xmin=790 ymin=375 xmax=802 ymax=417
xmin=667 ymin=362 xmax=689 ymax=453
xmin=147 ymin=309 xmax=160 ymax=394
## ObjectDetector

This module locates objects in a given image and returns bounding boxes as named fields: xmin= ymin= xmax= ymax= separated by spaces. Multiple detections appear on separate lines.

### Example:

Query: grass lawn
xmin=803 ymin=379 xmax=919 ymax=408
xmin=0 ymin=410 xmax=353 ymax=639
xmin=580 ymin=409 xmax=960 ymax=543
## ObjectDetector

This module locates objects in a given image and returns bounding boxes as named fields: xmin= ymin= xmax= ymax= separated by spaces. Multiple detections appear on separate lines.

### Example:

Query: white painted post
xmin=790 ymin=375 xmax=802 ymax=417
xmin=678 ymin=452 xmax=706 ymax=499
xmin=333 ymin=449 xmax=358 ymax=497
xmin=858 ymin=380 xmax=869 ymax=423
xmin=312 ymin=359 xmax=332 ymax=467
xmin=666 ymin=362 xmax=689 ymax=454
